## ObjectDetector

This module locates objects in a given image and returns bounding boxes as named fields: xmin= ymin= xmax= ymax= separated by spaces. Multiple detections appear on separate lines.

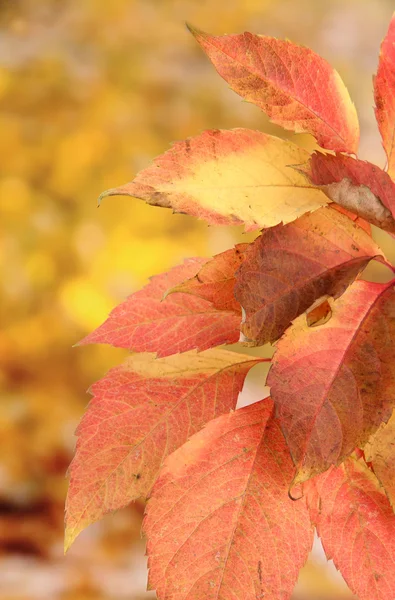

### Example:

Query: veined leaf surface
xmin=235 ymin=206 xmax=382 ymax=345
xmin=189 ymin=27 xmax=359 ymax=153
xmin=80 ymin=258 xmax=241 ymax=357
xmin=267 ymin=279 xmax=395 ymax=483
xmin=65 ymin=349 xmax=261 ymax=551
xmin=145 ymin=401 xmax=313 ymax=600
xmin=99 ymin=129 xmax=328 ymax=231
xmin=365 ymin=410 xmax=395 ymax=509
xmin=168 ymin=244 xmax=248 ymax=313
xmin=305 ymin=457 xmax=395 ymax=600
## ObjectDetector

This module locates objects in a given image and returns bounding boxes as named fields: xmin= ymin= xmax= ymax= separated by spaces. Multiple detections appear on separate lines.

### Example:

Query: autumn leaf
xmin=167 ymin=244 xmax=248 ymax=312
xmin=65 ymin=349 xmax=262 ymax=551
xmin=365 ymin=409 xmax=395 ymax=509
xmin=144 ymin=400 xmax=313 ymax=600
xmin=305 ymin=299 xmax=332 ymax=327
xmin=305 ymin=456 xmax=395 ymax=600
xmin=234 ymin=206 xmax=382 ymax=345
xmin=79 ymin=258 xmax=241 ymax=357
xmin=98 ymin=128 xmax=328 ymax=231
xmin=188 ymin=26 xmax=359 ymax=153
xmin=330 ymin=203 xmax=371 ymax=235
xmin=267 ymin=279 xmax=395 ymax=484
xmin=375 ymin=13 xmax=395 ymax=179
xmin=302 ymin=151 xmax=395 ymax=233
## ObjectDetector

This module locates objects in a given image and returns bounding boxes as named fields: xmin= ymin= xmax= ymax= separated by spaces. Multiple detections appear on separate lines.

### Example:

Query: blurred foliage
xmin=0 ymin=0 xmax=394 ymax=598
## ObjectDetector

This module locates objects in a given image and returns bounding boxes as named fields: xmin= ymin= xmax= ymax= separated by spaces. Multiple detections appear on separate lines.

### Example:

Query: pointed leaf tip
xmin=185 ymin=22 xmax=204 ymax=38
xmin=97 ymin=187 xmax=119 ymax=206
xmin=63 ymin=528 xmax=76 ymax=554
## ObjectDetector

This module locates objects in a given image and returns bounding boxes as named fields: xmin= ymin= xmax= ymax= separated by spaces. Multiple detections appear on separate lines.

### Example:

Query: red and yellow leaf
xmin=303 ymin=151 xmax=395 ymax=233
xmin=99 ymin=129 xmax=328 ymax=231
xmin=235 ymin=206 xmax=382 ymax=345
xmin=144 ymin=400 xmax=313 ymax=600
xmin=79 ymin=258 xmax=241 ymax=357
xmin=65 ymin=349 xmax=261 ymax=551
xmin=167 ymin=244 xmax=248 ymax=313
xmin=267 ymin=279 xmax=395 ymax=484
xmin=189 ymin=26 xmax=359 ymax=153
xmin=305 ymin=457 xmax=395 ymax=600
xmin=375 ymin=13 xmax=395 ymax=179
xmin=365 ymin=410 xmax=395 ymax=509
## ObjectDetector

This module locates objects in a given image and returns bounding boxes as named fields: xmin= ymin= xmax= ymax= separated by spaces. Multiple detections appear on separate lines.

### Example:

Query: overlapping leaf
xmin=365 ymin=410 xmax=395 ymax=509
xmin=331 ymin=203 xmax=371 ymax=235
xmin=305 ymin=457 xmax=395 ymax=600
xmin=80 ymin=258 xmax=241 ymax=357
xmin=303 ymin=151 xmax=395 ymax=232
xmin=235 ymin=206 xmax=382 ymax=345
xmin=267 ymin=279 xmax=395 ymax=484
xmin=189 ymin=26 xmax=359 ymax=153
xmin=167 ymin=244 xmax=248 ymax=312
xmin=99 ymin=128 xmax=328 ymax=231
xmin=375 ymin=13 xmax=395 ymax=179
xmin=65 ymin=349 xmax=261 ymax=550
xmin=144 ymin=400 xmax=313 ymax=600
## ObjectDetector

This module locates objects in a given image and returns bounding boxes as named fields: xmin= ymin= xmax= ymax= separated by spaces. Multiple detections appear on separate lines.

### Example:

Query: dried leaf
xmin=302 ymin=152 xmax=395 ymax=233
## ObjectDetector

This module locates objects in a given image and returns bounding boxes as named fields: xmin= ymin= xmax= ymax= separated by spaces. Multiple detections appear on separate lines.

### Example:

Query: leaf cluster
xmin=66 ymin=15 xmax=395 ymax=600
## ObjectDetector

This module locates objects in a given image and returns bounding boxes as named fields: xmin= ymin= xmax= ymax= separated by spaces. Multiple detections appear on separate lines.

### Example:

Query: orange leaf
xmin=305 ymin=457 xmax=395 ymax=600
xmin=330 ymin=203 xmax=371 ymax=235
xmin=189 ymin=26 xmax=359 ymax=153
xmin=375 ymin=13 xmax=395 ymax=179
xmin=79 ymin=258 xmax=241 ymax=357
xmin=267 ymin=279 xmax=395 ymax=484
xmin=365 ymin=410 xmax=395 ymax=509
xmin=98 ymin=128 xmax=327 ymax=231
xmin=303 ymin=151 xmax=395 ymax=233
xmin=167 ymin=244 xmax=248 ymax=313
xmin=144 ymin=400 xmax=313 ymax=600
xmin=235 ymin=206 xmax=382 ymax=345
xmin=65 ymin=349 xmax=261 ymax=551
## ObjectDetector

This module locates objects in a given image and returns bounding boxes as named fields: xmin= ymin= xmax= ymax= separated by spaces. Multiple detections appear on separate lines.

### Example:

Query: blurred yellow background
xmin=1 ymin=1 xmax=394 ymax=598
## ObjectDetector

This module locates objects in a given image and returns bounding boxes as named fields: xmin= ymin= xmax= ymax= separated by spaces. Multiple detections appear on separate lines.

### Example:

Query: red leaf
xmin=144 ymin=400 xmax=313 ymax=600
xmin=167 ymin=245 xmax=248 ymax=313
xmin=189 ymin=26 xmax=359 ymax=153
xmin=375 ymin=13 xmax=395 ymax=179
xmin=303 ymin=152 xmax=395 ymax=233
xmin=234 ymin=206 xmax=382 ymax=345
xmin=65 ymin=349 xmax=261 ymax=550
xmin=305 ymin=457 xmax=395 ymax=600
xmin=98 ymin=128 xmax=328 ymax=231
xmin=80 ymin=258 xmax=241 ymax=357
xmin=365 ymin=410 xmax=395 ymax=509
xmin=267 ymin=279 xmax=395 ymax=484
